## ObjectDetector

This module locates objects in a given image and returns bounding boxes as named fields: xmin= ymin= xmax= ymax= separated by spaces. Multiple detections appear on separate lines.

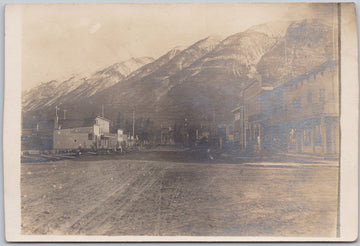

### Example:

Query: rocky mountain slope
xmin=22 ymin=19 xmax=336 ymax=128
xmin=73 ymin=36 xmax=223 ymax=121
xmin=22 ymin=57 xmax=154 ymax=112
xmin=257 ymin=19 xmax=336 ymax=85
xmin=153 ymin=30 xmax=278 ymax=123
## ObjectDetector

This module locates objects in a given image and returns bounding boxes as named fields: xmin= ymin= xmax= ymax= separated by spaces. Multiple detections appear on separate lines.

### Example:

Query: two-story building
xmin=53 ymin=116 xmax=119 ymax=151
xmin=232 ymin=75 xmax=273 ymax=153
xmin=268 ymin=60 xmax=339 ymax=156
xmin=232 ymin=60 xmax=339 ymax=157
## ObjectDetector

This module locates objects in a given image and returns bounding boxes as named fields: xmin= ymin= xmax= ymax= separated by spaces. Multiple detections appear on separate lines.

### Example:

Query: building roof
xmin=95 ymin=116 xmax=112 ymax=123
xmin=58 ymin=118 xmax=95 ymax=129
xmin=274 ymin=60 xmax=337 ymax=91
xmin=57 ymin=116 xmax=112 ymax=129
xmin=231 ymin=106 xmax=244 ymax=113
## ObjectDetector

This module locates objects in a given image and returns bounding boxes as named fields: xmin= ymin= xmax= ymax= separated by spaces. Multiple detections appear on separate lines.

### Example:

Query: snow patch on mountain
xmin=245 ymin=20 xmax=291 ymax=38
xmin=22 ymin=57 xmax=154 ymax=112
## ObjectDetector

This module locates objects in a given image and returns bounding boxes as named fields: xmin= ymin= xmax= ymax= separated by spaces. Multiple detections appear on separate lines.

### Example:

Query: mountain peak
xmin=191 ymin=35 xmax=223 ymax=51
xmin=205 ymin=35 xmax=223 ymax=42
xmin=245 ymin=20 xmax=292 ymax=38
xmin=165 ymin=47 xmax=184 ymax=60
xmin=95 ymin=56 xmax=155 ymax=77
xmin=23 ymin=20 xmax=333 ymax=127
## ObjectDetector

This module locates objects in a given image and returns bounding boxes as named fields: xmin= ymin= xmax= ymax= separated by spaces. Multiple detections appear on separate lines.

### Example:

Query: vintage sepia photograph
xmin=3 ymin=2 xmax=359 ymax=242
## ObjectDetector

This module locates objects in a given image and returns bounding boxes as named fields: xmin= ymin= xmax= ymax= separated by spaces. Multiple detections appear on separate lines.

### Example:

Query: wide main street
xmin=21 ymin=148 xmax=339 ymax=237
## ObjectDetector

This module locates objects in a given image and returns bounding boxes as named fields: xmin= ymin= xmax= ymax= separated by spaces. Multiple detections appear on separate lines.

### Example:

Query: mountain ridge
xmin=22 ymin=19 xmax=336 ymax=129
xmin=22 ymin=56 xmax=155 ymax=112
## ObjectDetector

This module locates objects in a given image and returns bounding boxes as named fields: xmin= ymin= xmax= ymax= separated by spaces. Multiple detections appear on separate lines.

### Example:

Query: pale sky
xmin=21 ymin=3 xmax=337 ymax=91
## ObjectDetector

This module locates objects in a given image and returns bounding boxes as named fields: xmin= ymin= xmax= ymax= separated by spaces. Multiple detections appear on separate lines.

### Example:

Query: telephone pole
xmin=55 ymin=106 xmax=59 ymax=129
xmin=132 ymin=110 xmax=135 ymax=140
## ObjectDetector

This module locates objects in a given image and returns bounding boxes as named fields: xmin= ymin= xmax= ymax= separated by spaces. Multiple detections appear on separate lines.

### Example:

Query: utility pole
xmin=212 ymin=109 xmax=216 ymax=139
xmin=55 ymin=106 xmax=59 ymax=129
xmin=132 ymin=110 xmax=135 ymax=140
xmin=101 ymin=104 xmax=104 ymax=118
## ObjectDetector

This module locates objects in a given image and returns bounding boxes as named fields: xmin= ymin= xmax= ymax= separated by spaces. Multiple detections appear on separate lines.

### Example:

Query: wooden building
xmin=268 ymin=61 xmax=339 ymax=156
xmin=232 ymin=60 xmax=339 ymax=157
xmin=232 ymin=75 xmax=273 ymax=153
xmin=53 ymin=116 xmax=118 ymax=151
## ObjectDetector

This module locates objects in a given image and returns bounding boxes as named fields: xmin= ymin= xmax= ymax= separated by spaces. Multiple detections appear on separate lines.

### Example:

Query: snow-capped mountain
xmin=22 ymin=80 xmax=60 ymax=112
xmin=82 ymin=35 xmax=223 ymax=121
xmin=22 ymin=57 xmax=154 ymax=112
xmin=100 ymin=57 xmax=155 ymax=78
xmin=153 ymin=29 xmax=279 ymax=123
xmin=22 ymin=19 xmax=336 ymax=128
xmin=257 ymin=19 xmax=335 ymax=85
xmin=126 ymin=48 xmax=182 ymax=82
xmin=245 ymin=20 xmax=291 ymax=38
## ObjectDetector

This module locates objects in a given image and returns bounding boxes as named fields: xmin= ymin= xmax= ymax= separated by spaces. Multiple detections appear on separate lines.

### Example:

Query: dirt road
xmin=21 ymin=150 xmax=339 ymax=237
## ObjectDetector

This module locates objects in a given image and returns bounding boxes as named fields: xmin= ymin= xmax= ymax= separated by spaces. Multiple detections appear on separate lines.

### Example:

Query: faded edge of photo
xmin=2 ymin=2 xmax=359 ymax=242
xmin=338 ymin=2 xmax=358 ymax=242
xmin=4 ymin=4 xmax=22 ymax=242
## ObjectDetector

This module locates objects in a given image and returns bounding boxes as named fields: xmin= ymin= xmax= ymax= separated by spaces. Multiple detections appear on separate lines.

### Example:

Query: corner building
xmin=232 ymin=60 xmax=339 ymax=157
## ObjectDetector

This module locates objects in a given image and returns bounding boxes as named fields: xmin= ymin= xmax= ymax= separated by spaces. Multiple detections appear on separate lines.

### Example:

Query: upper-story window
xmin=314 ymin=124 xmax=322 ymax=146
xmin=319 ymin=89 xmax=325 ymax=102
xmin=235 ymin=112 xmax=240 ymax=121
xmin=273 ymin=96 xmax=283 ymax=114
xmin=255 ymin=98 xmax=261 ymax=112
xmin=292 ymin=98 xmax=301 ymax=110
xmin=307 ymin=92 xmax=312 ymax=105
xmin=278 ymin=93 xmax=283 ymax=113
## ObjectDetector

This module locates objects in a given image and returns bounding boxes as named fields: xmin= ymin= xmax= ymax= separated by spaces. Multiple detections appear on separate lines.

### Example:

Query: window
xmin=292 ymin=98 xmax=301 ymax=110
xmin=314 ymin=124 xmax=322 ymax=146
xmin=255 ymin=98 xmax=261 ymax=112
xmin=278 ymin=93 xmax=283 ymax=112
xmin=235 ymin=133 xmax=240 ymax=143
xmin=303 ymin=128 xmax=312 ymax=146
xmin=319 ymin=89 xmax=325 ymax=102
xmin=88 ymin=133 xmax=93 ymax=140
xmin=306 ymin=92 xmax=312 ymax=105
xmin=274 ymin=104 xmax=277 ymax=114
xmin=246 ymin=129 xmax=251 ymax=142
xmin=274 ymin=92 xmax=283 ymax=114
xmin=289 ymin=128 xmax=297 ymax=150
xmin=254 ymin=126 xmax=260 ymax=138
